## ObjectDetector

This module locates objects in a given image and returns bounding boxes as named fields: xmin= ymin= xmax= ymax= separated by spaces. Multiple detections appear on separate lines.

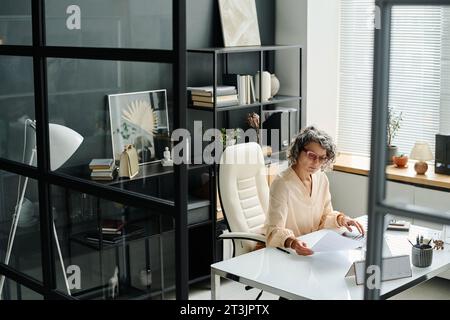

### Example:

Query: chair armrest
xmin=218 ymin=232 xmax=266 ymax=244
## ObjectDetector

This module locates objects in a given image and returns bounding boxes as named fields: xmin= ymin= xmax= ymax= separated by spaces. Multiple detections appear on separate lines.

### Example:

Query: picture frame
xmin=108 ymin=89 xmax=170 ymax=165
xmin=218 ymin=0 xmax=261 ymax=47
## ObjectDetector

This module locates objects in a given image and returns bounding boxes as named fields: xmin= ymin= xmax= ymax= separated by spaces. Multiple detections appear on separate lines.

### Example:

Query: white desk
xmin=211 ymin=225 xmax=450 ymax=300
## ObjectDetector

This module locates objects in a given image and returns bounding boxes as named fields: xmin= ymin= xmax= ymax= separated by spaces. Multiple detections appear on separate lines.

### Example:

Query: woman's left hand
xmin=339 ymin=216 xmax=365 ymax=235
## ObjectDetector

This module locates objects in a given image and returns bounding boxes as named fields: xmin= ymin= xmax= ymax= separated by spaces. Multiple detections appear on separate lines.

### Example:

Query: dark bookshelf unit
xmin=186 ymin=45 xmax=302 ymax=269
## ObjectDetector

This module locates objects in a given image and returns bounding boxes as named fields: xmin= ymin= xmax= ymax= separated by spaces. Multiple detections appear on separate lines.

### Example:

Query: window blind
xmin=338 ymin=3 xmax=450 ymax=156
xmin=441 ymin=8 xmax=450 ymax=135
xmin=388 ymin=6 xmax=442 ymax=155
xmin=338 ymin=0 xmax=375 ymax=156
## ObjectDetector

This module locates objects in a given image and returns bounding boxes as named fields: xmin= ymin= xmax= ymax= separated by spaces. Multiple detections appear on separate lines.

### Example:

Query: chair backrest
xmin=218 ymin=142 xmax=269 ymax=256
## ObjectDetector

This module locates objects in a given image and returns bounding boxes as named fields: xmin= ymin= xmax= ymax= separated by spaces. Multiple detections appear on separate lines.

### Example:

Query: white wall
xmin=275 ymin=0 xmax=307 ymax=127
xmin=276 ymin=0 xmax=340 ymax=139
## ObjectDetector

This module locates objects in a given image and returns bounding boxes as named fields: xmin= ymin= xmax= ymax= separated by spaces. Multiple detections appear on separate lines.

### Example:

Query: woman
xmin=265 ymin=126 xmax=364 ymax=256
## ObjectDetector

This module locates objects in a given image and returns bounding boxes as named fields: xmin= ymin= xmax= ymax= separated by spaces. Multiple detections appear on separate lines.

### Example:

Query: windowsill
xmin=333 ymin=153 xmax=450 ymax=190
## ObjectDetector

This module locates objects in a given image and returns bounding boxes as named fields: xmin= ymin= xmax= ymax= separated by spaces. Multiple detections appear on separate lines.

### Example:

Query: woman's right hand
xmin=291 ymin=240 xmax=314 ymax=256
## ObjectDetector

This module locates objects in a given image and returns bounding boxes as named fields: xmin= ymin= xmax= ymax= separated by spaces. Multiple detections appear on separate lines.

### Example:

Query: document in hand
xmin=299 ymin=229 xmax=363 ymax=252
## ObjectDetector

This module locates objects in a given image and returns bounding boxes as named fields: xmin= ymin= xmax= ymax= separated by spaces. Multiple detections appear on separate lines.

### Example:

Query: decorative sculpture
xmin=161 ymin=147 xmax=173 ymax=166
xmin=433 ymin=240 xmax=444 ymax=250
xmin=108 ymin=266 xmax=120 ymax=299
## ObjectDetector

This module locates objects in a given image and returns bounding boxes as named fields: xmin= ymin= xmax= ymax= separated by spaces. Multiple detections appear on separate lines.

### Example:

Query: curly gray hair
xmin=287 ymin=126 xmax=337 ymax=170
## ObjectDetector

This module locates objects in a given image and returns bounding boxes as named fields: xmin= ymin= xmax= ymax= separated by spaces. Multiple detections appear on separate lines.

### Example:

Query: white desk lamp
xmin=0 ymin=120 xmax=83 ymax=298
xmin=410 ymin=141 xmax=433 ymax=175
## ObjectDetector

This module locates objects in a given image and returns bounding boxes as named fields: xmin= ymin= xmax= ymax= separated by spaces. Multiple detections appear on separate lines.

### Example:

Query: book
xmin=91 ymin=171 xmax=115 ymax=181
xmin=192 ymin=99 xmax=239 ymax=108
xmin=91 ymin=167 xmax=116 ymax=173
xmin=89 ymin=158 xmax=114 ymax=170
xmin=187 ymin=85 xmax=237 ymax=97
xmin=101 ymin=219 xmax=125 ymax=232
xmin=191 ymin=94 xmax=238 ymax=103
xmin=223 ymin=73 xmax=240 ymax=92
xmin=84 ymin=224 xmax=145 ymax=244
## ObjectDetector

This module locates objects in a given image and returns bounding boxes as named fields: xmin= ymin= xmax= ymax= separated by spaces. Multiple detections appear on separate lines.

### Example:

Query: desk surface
xmin=211 ymin=225 xmax=450 ymax=300
xmin=333 ymin=153 xmax=450 ymax=190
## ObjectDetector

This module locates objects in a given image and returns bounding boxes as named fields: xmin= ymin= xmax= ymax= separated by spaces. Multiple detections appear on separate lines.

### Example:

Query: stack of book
xmin=188 ymin=85 xmax=239 ymax=108
xmin=223 ymin=74 xmax=256 ymax=105
xmin=84 ymin=221 xmax=145 ymax=245
xmin=89 ymin=158 xmax=116 ymax=181
xmin=101 ymin=219 xmax=125 ymax=235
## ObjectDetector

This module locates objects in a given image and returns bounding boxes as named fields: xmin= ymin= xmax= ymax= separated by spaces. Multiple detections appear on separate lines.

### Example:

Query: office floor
xmin=185 ymin=277 xmax=450 ymax=300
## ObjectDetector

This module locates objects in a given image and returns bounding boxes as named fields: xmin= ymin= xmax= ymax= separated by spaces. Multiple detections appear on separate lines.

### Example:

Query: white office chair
xmin=218 ymin=142 xmax=269 ymax=257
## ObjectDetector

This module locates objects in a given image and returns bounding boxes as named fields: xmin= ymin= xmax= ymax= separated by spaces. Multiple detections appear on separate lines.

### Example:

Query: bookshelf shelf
xmin=187 ymin=95 xmax=302 ymax=112
xmin=187 ymin=44 xmax=302 ymax=54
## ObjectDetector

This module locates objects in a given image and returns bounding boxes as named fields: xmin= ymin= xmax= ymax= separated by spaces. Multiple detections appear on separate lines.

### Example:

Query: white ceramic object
xmin=255 ymin=71 xmax=271 ymax=102
xmin=270 ymin=74 xmax=280 ymax=97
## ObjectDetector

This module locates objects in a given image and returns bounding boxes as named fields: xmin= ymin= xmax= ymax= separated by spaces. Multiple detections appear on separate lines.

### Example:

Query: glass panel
xmin=0 ymin=56 xmax=35 ymax=165
xmin=388 ymin=6 xmax=446 ymax=159
xmin=0 ymin=170 xmax=42 ymax=300
xmin=0 ymin=278 xmax=43 ymax=300
xmin=45 ymin=0 xmax=173 ymax=49
xmin=385 ymin=5 xmax=450 ymax=222
xmin=46 ymin=58 xmax=176 ymax=200
xmin=50 ymin=185 xmax=175 ymax=300
xmin=0 ymin=0 xmax=32 ymax=45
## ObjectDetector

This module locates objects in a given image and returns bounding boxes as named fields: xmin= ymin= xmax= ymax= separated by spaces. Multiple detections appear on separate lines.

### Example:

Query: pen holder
xmin=411 ymin=245 xmax=433 ymax=268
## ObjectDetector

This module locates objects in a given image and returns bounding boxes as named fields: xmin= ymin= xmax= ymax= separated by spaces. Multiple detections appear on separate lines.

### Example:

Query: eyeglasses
xmin=303 ymin=149 xmax=329 ymax=164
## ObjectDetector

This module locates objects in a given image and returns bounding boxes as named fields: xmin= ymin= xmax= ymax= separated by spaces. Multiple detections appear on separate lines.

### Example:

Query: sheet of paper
xmin=299 ymin=229 xmax=363 ymax=252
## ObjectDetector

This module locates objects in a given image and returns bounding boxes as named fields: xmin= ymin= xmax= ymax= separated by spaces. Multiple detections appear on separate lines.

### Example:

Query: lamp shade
xmin=49 ymin=123 xmax=84 ymax=170
xmin=410 ymin=141 xmax=433 ymax=161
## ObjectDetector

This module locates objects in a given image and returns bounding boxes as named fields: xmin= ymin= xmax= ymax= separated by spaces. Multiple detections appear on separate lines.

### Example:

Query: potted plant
xmin=386 ymin=106 xmax=403 ymax=165
xmin=392 ymin=153 xmax=408 ymax=168
xmin=220 ymin=128 xmax=240 ymax=149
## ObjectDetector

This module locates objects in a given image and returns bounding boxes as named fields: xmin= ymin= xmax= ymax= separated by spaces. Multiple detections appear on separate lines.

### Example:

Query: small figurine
xmin=433 ymin=240 xmax=444 ymax=250
xmin=161 ymin=147 xmax=173 ymax=166
xmin=108 ymin=266 xmax=119 ymax=299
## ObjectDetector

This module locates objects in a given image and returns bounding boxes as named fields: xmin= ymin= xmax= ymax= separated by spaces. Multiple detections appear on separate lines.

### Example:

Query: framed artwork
xmin=108 ymin=89 xmax=170 ymax=165
xmin=218 ymin=0 xmax=261 ymax=47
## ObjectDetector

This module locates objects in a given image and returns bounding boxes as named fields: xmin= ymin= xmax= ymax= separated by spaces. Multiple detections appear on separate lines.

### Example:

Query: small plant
xmin=387 ymin=106 xmax=403 ymax=146
xmin=393 ymin=153 xmax=408 ymax=168
xmin=220 ymin=128 xmax=240 ymax=148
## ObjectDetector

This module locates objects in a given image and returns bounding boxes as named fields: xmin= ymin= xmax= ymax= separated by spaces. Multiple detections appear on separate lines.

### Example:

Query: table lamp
xmin=0 ymin=119 xmax=83 ymax=299
xmin=410 ymin=141 xmax=433 ymax=175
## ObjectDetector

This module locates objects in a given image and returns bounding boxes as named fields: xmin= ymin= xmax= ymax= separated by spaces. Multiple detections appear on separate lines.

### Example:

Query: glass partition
xmin=49 ymin=185 xmax=175 ymax=300
xmin=0 ymin=278 xmax=43 ymax=300
xmin=45 ymin=0 xmax=173 ymax=50
xmin=0 ymin=170 xmax=42 ymax=299
xmin=0 ymin=0 xmax=32 ymax=46
xmin=0 ymin=55 xmax=35 ymax=165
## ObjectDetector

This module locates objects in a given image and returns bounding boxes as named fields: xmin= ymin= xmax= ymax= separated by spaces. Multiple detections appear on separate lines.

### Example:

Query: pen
xmin=420 ymin=235 xmax=423 ymax=244
xmin=416 ymin=235 xmax=420 ymax=245
xmin=408 ymin=239 xmax=415 ymax=247
xmin=277 ymin=247 xmax=290 ymax=254
xmin=427 ymin=238 xmax=432 ymax=246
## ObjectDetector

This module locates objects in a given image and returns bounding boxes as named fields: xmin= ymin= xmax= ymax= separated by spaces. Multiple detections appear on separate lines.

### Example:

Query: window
xmin=338 ymin=1 xmax=450 ymax=156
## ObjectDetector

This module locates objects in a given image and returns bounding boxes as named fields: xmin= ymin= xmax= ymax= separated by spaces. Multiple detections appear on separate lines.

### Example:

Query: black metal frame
xmin=0 ymin=0 xmax=188 ymax=300
xmin=365 ymin=0 xmax=450 ymax=300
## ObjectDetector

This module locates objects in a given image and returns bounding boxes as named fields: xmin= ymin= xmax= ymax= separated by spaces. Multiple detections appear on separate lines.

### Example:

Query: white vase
xmin=255 ymin=71 xmax=271 ymax=102
xmin=270 ymin=74 xmax=280 ymax=98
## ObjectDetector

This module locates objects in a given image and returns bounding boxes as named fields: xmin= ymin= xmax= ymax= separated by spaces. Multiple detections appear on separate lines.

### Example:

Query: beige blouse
xmin=265 ymin=167 xmax=343 ymax=248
